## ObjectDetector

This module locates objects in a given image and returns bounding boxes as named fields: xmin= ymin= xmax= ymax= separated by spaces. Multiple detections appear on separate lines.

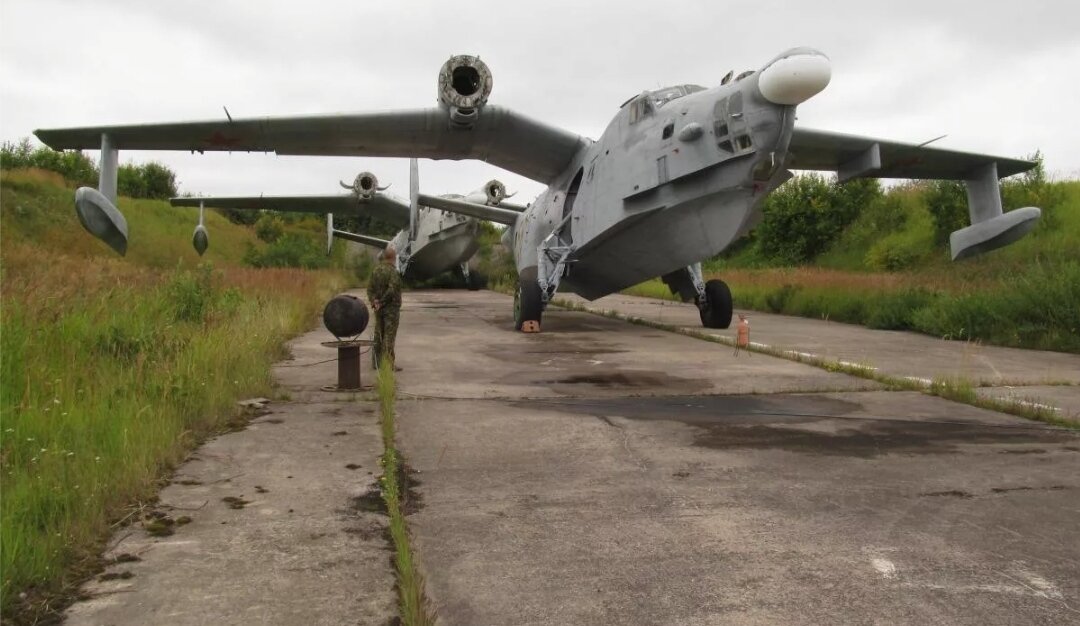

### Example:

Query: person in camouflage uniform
xmin=367 ymin=247 xmax=404 ymax=370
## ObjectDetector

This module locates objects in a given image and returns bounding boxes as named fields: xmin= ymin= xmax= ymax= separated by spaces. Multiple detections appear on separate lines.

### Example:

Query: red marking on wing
xmin=205 ymin=131 xmax=244 ymax=148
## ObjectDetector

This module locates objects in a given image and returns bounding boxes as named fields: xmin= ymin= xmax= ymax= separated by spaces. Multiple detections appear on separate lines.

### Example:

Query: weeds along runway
xmin=396 ymin=290 xmax=1080 ymax=625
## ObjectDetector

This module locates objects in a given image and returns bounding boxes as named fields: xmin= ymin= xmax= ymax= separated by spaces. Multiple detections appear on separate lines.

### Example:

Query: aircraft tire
xmin=515 ymin=280 xmax=543 ymax=331
xmin=699 ymin=279 xmax=733 ymax=329
xmin=467 ymin=270 xmax=487 ymax=291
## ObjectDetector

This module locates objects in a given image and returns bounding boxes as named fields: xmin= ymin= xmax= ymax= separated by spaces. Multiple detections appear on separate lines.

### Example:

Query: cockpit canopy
xmin=621 ymin=84 xmax=707 ymax=111
xmin=651 ymin=84 xmax=707 ymax=108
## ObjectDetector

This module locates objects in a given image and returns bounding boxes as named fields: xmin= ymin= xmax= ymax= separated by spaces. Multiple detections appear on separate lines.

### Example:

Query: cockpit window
xmin=628 ymin=94 xmax=655 ymax=124
xmin=651 ymin=84 xmax=707 ymax=108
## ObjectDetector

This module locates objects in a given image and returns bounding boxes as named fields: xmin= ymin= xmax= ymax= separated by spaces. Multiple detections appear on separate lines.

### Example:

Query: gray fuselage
xmin=507 ymin=73 xmax=792 ymax=299
xmin=390 ymin=204 xmax=480 ymax=280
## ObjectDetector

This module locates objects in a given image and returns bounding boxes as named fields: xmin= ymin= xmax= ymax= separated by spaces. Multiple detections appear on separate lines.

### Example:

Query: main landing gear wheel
xmin=699 ymin=279 xmax=733 ymax=329
xmin=514 ymin=280 xmax=543 ymax=332
xmin=466 ymin=270 xmax=487 ymax=291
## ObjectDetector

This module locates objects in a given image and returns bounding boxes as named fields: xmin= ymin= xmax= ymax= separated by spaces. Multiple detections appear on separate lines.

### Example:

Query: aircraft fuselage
xmin=390 ymin=205 xmax=479 ymax=280
xmin=507 ymin=67 xmax=794 ymax=300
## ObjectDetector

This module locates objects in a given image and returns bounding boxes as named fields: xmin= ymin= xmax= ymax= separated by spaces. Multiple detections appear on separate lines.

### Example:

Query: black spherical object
xmin=323 ymin=294 xmax=370 ymax=338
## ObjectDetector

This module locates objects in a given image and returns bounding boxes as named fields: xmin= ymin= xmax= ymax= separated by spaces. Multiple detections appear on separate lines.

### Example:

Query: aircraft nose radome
xmin=758 ymin=50 xmax=831 ymax=105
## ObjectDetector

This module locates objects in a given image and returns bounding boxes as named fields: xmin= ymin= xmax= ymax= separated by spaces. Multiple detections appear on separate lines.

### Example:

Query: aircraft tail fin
xmin=408 ymin=158 xmax=419 ymax=245
xmin=326 ymin=213 xmax=334 ymax=256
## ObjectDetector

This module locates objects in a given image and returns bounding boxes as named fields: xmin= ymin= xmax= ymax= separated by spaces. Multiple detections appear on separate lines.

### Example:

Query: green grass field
xmin=626 ymin=180 xmax=1080 ymax=353
xmin=0 ymin=169 xmax=346 ymax=621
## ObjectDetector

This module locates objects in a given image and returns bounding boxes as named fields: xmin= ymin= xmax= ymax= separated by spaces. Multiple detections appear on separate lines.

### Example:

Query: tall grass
xmin=0 ymin=170 xmax=346 ymax=620
xmin=0 ymin=254 xmax=343 ymax=617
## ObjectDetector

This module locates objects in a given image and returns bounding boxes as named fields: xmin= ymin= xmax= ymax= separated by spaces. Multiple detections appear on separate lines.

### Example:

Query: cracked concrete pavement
xmin=65 ymin=318 xmax=396 ymax=626
xmin=62 ymin=289 xmax=1079 ymax=625
xmin=396 ymin=290 xmax=1080 ymax=625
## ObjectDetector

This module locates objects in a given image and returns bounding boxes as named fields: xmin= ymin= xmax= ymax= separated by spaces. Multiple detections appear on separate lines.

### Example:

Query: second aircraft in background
xmin=171 ymin=167 xmax=525 ymax=289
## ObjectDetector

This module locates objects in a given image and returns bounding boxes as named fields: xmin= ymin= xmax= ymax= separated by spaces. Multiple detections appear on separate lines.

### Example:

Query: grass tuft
xmin=375 ymin=362 xmax=436 ymax=625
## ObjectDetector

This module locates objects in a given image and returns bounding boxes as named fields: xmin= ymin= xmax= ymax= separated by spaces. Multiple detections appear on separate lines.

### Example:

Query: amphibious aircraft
xmin=171 ymin=170 xmax=522 ymax=288
xmin=36 ymin=49 xmax=1041 ymax=332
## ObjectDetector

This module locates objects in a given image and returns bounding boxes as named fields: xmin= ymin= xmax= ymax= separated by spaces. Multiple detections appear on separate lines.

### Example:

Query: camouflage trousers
xmin=372 ymin=305 xmax=400 ymax=369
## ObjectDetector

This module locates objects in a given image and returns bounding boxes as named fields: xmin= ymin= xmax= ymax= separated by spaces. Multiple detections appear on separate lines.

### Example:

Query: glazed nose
xmin=758 ymin=48 xmax=831 ymax=105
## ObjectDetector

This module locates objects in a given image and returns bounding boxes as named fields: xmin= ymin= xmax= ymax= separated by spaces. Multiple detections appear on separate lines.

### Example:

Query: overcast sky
xmin=2 ymin=0 xmax=1078 ymax=201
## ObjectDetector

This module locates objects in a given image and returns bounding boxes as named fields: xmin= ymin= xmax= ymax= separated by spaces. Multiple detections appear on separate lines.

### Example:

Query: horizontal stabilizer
xmin=417 ymin=193 xmax=520 ymax=226
xmin=332 ymin=229 xmax=390 ymax=249
xmin=498 ymin=200 xmax=529 ymax=212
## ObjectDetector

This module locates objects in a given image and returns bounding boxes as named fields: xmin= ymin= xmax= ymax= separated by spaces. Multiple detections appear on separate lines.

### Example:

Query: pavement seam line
xmin=550 ymin=297 xmax=1080 ymax=430
xmin=376 ymin=363 xmax=437 ymax=625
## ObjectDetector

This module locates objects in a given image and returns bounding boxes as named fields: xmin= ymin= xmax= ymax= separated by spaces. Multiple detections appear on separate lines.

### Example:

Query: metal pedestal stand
xmin=320 ymin=339 xmax=374 ymax=391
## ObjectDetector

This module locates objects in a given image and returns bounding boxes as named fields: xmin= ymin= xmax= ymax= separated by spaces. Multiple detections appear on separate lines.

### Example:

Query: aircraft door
xmin=560 ymin=167 xmax=584 ymax=245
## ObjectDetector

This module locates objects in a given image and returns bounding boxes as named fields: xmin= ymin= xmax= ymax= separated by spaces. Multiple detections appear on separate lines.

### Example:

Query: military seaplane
xmin=36 ymin=49 xmax=1041 ymax=332
xmin=170 ymin=169 xmax=522 ymax=289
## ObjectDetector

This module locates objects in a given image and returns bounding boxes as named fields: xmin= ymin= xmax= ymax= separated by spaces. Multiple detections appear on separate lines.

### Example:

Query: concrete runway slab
xmin=396 ymin=290 xmax=1080 ymax=625
xmin=64 ymin=325 xmax=396 ymax=626
xmin=556 ymin=293 xmax=1080 ymax=388
xmin=397 ymin=291 xmax=878 ymax=400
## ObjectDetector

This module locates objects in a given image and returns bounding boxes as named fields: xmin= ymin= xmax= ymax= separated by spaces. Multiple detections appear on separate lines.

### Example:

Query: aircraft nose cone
xmin=758 ymin=49 xmax=831 ymax=105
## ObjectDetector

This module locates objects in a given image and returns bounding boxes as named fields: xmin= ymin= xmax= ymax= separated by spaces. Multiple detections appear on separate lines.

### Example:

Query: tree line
xmin=1 ymin=138 xmax=178 ymax=200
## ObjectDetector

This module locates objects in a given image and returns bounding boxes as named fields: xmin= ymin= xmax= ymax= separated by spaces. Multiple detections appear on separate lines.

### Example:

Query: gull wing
xmin=788 ymin=127 xmax=1041 ymax=261
xmin=787 ymin=128 xmax=1035 ymax=181
xmin=36 ymin=106 xmax=590 ymax=184
xmin=170 ymin=194 xmax=411 ymax=228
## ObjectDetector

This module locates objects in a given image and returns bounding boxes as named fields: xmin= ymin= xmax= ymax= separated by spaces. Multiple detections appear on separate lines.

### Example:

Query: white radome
xmin=758 ymin=53 xmax=832 ymax=105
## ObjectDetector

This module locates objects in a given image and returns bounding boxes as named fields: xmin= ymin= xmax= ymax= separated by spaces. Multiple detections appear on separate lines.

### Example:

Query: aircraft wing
xmin=35 ymin=106 xmax=590 ymax=184
xmin=170 ymin=194 xmax=411 ymax=228
xmin=787 ymin=128 xmax=1035 ymax=181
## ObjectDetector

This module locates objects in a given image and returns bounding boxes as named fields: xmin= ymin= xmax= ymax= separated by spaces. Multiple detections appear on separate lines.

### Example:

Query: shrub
xmin=1 ymin=138 xmax=97 ymax=187
xmin=756 ymin=174 xmax=881 ymax=265
xmin=244 ymin=233 xmax=329 ymax=269
xmin=1 ymin=138 xmax=177 ymax=199
xmin=924 ymin=179 xmax=967 ymax=246
xmin=254 ymin=215 xmax=285 ymax=243
xmin=865 ymin=234 xmax=921 ymax=271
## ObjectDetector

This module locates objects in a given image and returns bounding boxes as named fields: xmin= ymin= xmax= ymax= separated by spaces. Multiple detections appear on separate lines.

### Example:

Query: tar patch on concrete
xmin=523 ymin=393 xmax=1075 ymax=458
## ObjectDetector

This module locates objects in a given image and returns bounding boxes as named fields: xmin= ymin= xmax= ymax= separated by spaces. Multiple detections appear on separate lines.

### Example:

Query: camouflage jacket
xmin=367 ymin=263 xmax=402 ymax=309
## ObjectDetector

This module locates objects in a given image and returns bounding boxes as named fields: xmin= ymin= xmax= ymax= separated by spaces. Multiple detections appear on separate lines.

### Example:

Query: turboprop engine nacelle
xmin=465 ymin=179 xmax=508 ymax=206
xmin=339 ymin=171 xmax=386 ymax=201
xmin=438 ymin=55 xmax=493 ymax=128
